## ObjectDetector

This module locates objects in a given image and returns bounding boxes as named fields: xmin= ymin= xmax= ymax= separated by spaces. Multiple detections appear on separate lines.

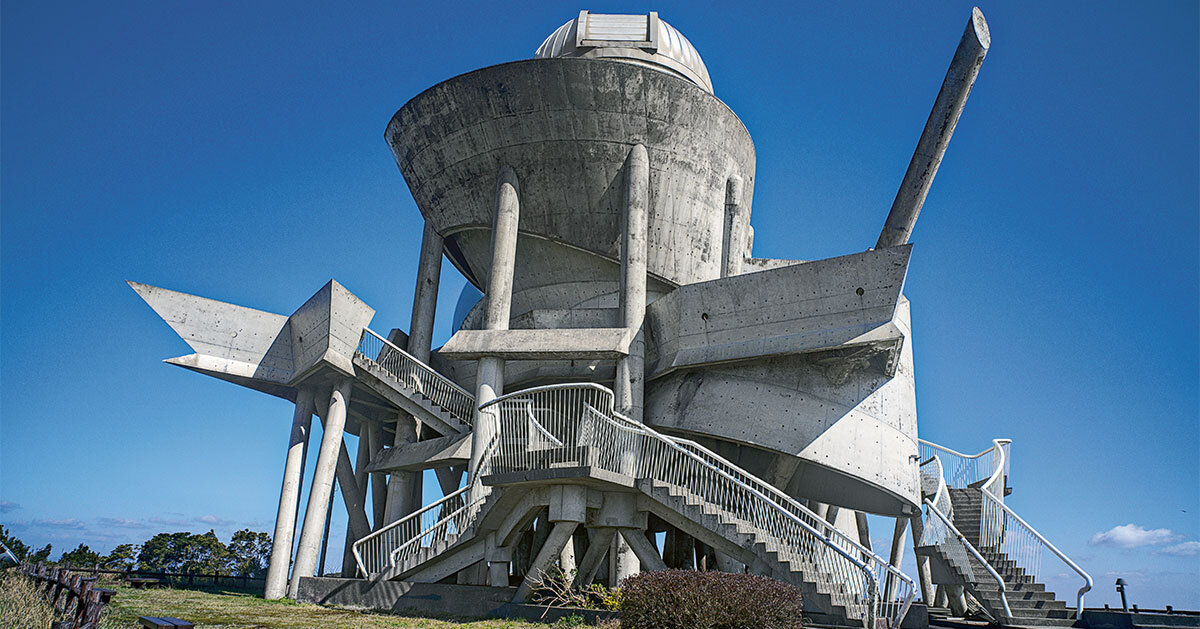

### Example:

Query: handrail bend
xmin=918 ymin=438 xmax=1010 ymax=495
xmin=980 ymin=488 xmax=1092 ymax=616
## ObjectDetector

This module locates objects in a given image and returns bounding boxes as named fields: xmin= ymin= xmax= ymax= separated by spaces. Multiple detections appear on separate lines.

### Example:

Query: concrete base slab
xmin=296 ymin=577 xmax=516 ymax=618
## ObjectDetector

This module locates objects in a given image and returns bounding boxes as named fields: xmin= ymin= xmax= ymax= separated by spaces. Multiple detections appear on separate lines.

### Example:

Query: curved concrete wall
xmin=644 ymin=300 xmax=920 ymax=516
xmin=386 ymin=58 xmax=756 ymax=288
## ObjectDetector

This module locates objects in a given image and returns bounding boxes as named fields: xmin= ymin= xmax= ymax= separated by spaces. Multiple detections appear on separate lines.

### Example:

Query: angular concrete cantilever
xmin=128 ymin=279 xmax=375 ymax=398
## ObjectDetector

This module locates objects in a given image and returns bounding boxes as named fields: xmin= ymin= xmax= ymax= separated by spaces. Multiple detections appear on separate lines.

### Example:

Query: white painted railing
xmin=479 ymin=382 xmax=916 ymax=629
xmin=919 ymin=457 xmax=1011 ymax=618
xmin=352 ymin=433 xmax=496 ymax=577
xmin=979 ymin=488 xmax=1092 ymax=617
xmin=356 ymin=328 xmax=476 ymax=427
xmin=918 ymin=438 xmax=1009 ymax=496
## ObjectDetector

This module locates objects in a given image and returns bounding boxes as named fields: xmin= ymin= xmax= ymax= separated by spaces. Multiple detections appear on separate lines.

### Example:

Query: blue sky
xmin=2 ymin=0 xmax=1196 ymax=608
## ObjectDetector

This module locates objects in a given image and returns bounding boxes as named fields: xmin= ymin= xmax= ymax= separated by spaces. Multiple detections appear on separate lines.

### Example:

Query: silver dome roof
xmin=535 ymin=11 xmax=713 ymax=94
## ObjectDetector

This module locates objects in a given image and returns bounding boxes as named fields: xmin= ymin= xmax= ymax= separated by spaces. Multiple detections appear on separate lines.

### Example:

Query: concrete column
xmin=909 ymin=514 xmax=934 ymax=604
xmin=876 ymin=8 xmax=990 ymax=249
xmin=365 ymin=421 xmax=387 ymax=529
xmin=614 ymin=144 xmax=649 ymax=422
xmin=722 ymin=174 xmax=747 ymax=277
xmin=514 ymin=521 xmax=579 ymax=602
xmin=340 ymin=434 xmax=372 ymax=577
xmin=289 ymin=379 xmax=353 ymax=599
xmin=468 ymin=166 xmax=520 ymax=484
xmin=572 ymin=528 xmax=617 ymax=588
xmin=409 ymin=221 xmax=443 ymax=362
xmin=854 ymin=511 xmax=873 ymax=552
xmin=888 ymin=517 xmax=908 ymax=570
xmin=621 ymin=529 xmax=667 ymax=572
xmin=610 ymin=535 xmax=639 ymax=585
xmin=486 ymin=533 xmax=512 ymax=587
xmin=384 ymin=414 xmax=418 ymax=522
xmin=264 ymin=387 xmax=315 ymax=600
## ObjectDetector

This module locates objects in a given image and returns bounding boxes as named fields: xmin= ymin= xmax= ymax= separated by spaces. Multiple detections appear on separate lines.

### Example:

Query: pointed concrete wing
xmin=128 ymin=281 xmax=294 ymax=388
xmin=288 ymin=279 xmax=375 ymax=384
xmin=645 ymin=245 xmax=911 ymax=378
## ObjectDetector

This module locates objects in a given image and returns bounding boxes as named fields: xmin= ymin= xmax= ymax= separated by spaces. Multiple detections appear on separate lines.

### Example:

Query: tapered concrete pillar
xmin=264 ymin=387 xmax=315 ymax=600
xmin=888 ymin=516 xmax=908 ymax=570
xmin=469 ymin=166 xmax=520 ymax=484
xmin=514 ymin=521 xmax=579 ymax=602
xmin=341 ymin=433 xmax=372 ymax=576
xmin=876 ymin=8 xmax=990 ymax=249
xmin=855 ymin=511 xmax=873 ymax=552
xmin=910 ymin=515 xmax=934 ymax=605
xmin=382 ymin=221 xmax=444 ymax=521
xmin=365 ymin=421 xmax=387 ymax=528
xmin=384 ymin=414 xmax=418 ymax=522
xmin=614 ymin=144 xmax=648 ymax=422
xmin=722 ymin=174 xmax=747 ymax=277
xmin=572 ymin=528 xmax=617 ymax=588
xmin=289 ymin=379 xmax=353 ymax=599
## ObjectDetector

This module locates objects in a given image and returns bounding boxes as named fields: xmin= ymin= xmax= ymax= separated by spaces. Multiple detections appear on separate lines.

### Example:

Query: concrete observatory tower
xmin=399 ymin=11 xmax=917 ymax=520
xmin=135 ymin=9 xmax=1096 ymax=629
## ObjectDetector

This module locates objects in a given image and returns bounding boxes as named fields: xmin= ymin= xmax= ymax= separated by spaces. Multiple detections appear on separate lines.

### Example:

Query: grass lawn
xmin=97 ymin=582 xmax=581 ymax=629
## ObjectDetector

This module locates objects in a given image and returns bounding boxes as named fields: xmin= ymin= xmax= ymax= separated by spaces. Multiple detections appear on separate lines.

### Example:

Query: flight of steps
xmin=949 ymin=488 xmax=1075 ymax=628
xmin=353 ymin=352 xmax=470 ymax=435
xmin=641 ymin=478 xmax=869 ymax=628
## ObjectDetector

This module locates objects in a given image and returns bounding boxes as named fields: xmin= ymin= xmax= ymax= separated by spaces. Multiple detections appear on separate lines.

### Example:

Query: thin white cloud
xmin=1157 ymin=541 xmax=1200 ymax=557
xmin=97 ymin=517 xmax=149 ymax=529
xmin=1089 ymin=523 xmax=1181 ymax=548
xmin=0 ymin=501 xmax=19 ymax=513
xmin=32 ymin=518 xmax=87 ymax=530
xmin=195 ymin=515 xmax=233 ymax=526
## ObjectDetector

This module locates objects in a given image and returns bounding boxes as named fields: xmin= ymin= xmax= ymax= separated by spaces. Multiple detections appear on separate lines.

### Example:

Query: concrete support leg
xmin=715 ymin=552 xmax=745 ymax=574
xmin=947 ymin=585 xmax=968 ymax=617
xmin=572 ymin=528 xmax=617 ymax=588
xmin=934 ymin=585 xmax=948 ymax=609
xmin=824 ymin=505 xmax=841 ymax=525
xmin=469 ymin=166 xmax=520 ymax=483
xmin=909 ymin=514 xmax=934 ymax=604
xmin=888 ymin=517 xmax=908 ymax=570
xmin=384 ymin=414 xmax=418 ymax=523
xmin=264 ymin=387 xmax=314 ymax=600
xmin=855 ymin=511 xmax=873 ymax=552
xmin=610 ymin=535 xmax=639 ymax=585
xmin=365 ymin=421 xmax=387 ymax=529
xmin=621 ymin=529 xmax=667 ymax=572
xmin=514 ymin=521 xmax=579 ymax=602
xmin=486 ymin=533 xmax=512 ymax=588
xmin=435 ymin=466 xmax=464 ymax=496
xmin=336 ymin=438 xmax=372 ymax=577
xmin=614 ymin=144 xmax=648 ymax=423
xmin=722 ymin=174 xmax=747 ymax=277
xmin=289 ymin=380 xmax=352 ymax=599
xmin=810 ymin=500 xmax=830 ymax=522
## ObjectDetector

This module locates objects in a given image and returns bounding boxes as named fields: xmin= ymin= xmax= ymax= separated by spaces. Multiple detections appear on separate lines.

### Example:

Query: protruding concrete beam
xmin=438 ymin=328 xmax=632 ymax=360
xmin=876 ymin=7 xmax=989 ymax=249
xmin=289 ymin=380 xmax=353 ymax=599
xmin=367 ymin=432 xmax=471 ymax=473
xmin=264 ymin=387 xmax=314 ymax=599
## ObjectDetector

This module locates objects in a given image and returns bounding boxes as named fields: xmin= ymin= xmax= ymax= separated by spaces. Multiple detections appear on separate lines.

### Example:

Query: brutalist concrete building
xmin=133 ymin=9 xmax=1092 ymax=628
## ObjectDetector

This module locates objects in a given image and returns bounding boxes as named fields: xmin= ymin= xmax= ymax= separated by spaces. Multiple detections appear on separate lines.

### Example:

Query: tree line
xmin=0 ymin=525 xmax=272 ymax=577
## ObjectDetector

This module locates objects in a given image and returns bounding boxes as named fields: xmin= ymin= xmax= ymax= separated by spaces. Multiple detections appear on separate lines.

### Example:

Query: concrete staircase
xmin=352 ymin=348 xmax=471 ymax=437
xmin=639 ymin=478 xmax=870 ymax=627
xmin=949 ymin=488 xmax=1075 ymax=628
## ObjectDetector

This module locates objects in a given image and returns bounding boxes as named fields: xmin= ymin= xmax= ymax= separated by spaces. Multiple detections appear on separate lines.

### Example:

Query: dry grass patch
xmin=0 ymin=571 xmax=57 ymax=629
xmin=98 ymin=582 xmax=584 ymax=628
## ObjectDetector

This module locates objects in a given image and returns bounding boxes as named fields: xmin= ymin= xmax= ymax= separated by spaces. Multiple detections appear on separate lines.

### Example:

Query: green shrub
xmin=618 ymin=569 xmax=803 ymax=629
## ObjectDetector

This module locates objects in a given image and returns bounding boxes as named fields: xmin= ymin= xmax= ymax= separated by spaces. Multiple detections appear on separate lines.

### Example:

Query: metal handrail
xmin=979 ymin=488 xmax=1092 ymax=617
xmin=918 ymin=438 xmax=1010 ymax=495
xmin=352 ymin=484 xmax=470 ymax=576
xmin=356 ymin=328 xmax=476 ymax=427
xmin=924 ymin=496 xmax=1012 ymax=618
xmin=479 ymin=382 xmax=916 ymax=629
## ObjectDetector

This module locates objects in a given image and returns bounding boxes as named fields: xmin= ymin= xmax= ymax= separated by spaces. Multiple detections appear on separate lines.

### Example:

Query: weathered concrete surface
xmin=439 ymin=328 xmax=632 ymax=360
xmin=877 ymin=8 xmax=989 ymax=249
xmin=645 ymin=245 xmax=911 ymax=378
xmin=366 ymin=432 xmax=470 ymax=473
xmin=645 ymin=298 xmax=920 ymax=515
xmin=387 ymin=58 xmax=755 ymax=289
xmin=297 ymin=577 xmax=517 ymax=617
xmin=288 ymin=280 xmax=376 ymax=384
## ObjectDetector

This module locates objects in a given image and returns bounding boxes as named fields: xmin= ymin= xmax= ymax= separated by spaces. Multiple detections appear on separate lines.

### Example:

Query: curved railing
xmin=979 ymin=488 xmax=1092 ymax=617
xmin=356 ymin=328 xmax=476 ymax=427
xmin=918 ymin=438 xmax=1009 ymax=496
xmin=479 ymin=382 xmax=916 ymax=629
xmin=919 ymin=457 xmax=1011 ymax=618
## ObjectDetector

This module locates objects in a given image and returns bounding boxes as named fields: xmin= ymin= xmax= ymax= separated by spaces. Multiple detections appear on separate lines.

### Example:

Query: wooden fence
xmin=23 ymin=563 xmax=113 ymax=629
